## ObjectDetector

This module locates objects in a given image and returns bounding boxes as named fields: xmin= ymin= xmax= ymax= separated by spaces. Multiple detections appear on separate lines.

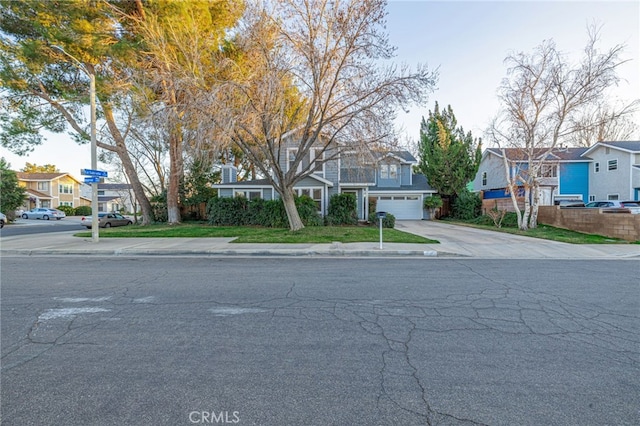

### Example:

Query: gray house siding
xmin=588 ymin=145 xmax=635 ymax=200
xmin=473 ymin=153 xmax=507 ymax=191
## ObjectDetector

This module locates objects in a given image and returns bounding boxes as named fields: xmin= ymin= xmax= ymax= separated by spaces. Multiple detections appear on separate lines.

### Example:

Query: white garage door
xmin=375 ymin=195 xmax=423 ymax=220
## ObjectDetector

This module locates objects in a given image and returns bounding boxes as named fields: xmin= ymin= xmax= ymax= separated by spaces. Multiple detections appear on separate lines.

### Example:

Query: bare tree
xmin=214 ymin=0 xmax=437 ymax=230
xmin=568 ymin=101 xmax=639 ymax=147
xmin=488 ymin=26 xmax=630 ymax=230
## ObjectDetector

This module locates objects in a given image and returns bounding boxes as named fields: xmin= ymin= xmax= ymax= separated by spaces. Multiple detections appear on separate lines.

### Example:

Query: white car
xmin=585 ymin=201 xmax=640 ymax=214
xmin=21 ymin=208 xmax=66 ymax=220
xmin=0 ymin=212 xmax=6 ymax=228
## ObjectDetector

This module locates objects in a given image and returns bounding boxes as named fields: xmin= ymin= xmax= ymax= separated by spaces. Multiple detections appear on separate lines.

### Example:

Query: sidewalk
xmin=1 ymin=220 xmax=638 ymax=258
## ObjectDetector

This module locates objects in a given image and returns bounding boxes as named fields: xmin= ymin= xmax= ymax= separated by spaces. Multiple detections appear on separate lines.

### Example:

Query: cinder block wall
xmin=482 ymin=198 xmax=525 ymax=214
xmin=538 ymin=206 xmax=640 ymax=241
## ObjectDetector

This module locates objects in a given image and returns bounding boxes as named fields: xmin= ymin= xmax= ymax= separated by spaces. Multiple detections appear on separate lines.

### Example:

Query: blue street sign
xmin=81 ymin=168 xmax=108 ymax=177
xmin=84 ymin=176 xmax=101 ymax=183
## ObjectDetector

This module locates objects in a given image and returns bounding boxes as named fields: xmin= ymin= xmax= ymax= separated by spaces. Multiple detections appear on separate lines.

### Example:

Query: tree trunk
xmin=521 ymin=186 xmax=531 ymax=231
xmin=102 ymin=104 xmax=154 ymax=225
xmin=529 ymin=182 xmax=540 ymax=229
xmin=166 ymin=129 xmax=183 ymax=224
xmin=282 ymin=187 xmax=304 ymax=231
xmin=501 ymin=150 xmax=524 ymax=230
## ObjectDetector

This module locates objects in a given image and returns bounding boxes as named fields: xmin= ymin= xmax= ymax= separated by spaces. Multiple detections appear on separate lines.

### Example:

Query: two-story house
xmin=214 ymin=146 xmax=436 ymax=220
xmin=16 ymin=172 xmax=90 ymax=211
xmin=81 ymin=182 xmax=138 ymax=213
xmin=472 ymin=147 xmax=591 ymax=207
xmin=580 ymin=141 xmax=640 ymax=201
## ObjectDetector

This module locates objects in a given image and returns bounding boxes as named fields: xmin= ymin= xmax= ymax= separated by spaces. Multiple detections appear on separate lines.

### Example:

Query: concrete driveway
xmin=396 ymin=220 xmax=640 ymax=259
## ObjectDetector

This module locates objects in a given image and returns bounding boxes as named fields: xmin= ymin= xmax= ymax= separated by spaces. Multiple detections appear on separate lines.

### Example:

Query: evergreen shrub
xmin=326 ymin=193 xmax=357 ymax=225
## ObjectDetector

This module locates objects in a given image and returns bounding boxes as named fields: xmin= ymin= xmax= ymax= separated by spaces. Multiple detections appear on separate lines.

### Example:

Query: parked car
xmin=585 ymin=201 xmax=640 ymax=214
xmin=21 ymin=208 xmax=66 ymax=220
xmin=555 ymin=199 xmax=585 ymax=207
xmin=0 ymin=212 xmax=6 ymax=228
xmin=81 ymin=212 xmax=133 ymax=229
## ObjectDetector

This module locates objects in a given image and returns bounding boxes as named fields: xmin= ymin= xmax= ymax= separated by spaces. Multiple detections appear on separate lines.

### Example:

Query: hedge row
xmin=206 ymin=196 xmax=322 ymax=227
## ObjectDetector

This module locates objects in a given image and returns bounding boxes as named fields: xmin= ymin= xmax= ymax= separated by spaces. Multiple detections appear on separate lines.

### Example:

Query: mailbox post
xmin=376 ymin=211 xmax=387 ymax=249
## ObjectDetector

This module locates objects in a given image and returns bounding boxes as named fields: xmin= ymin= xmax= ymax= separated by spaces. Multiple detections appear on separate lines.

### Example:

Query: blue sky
xmin=387 ymin=0 xmax=640 ymax=144
xmin=1 ymin=0 xmax=638 ymax=176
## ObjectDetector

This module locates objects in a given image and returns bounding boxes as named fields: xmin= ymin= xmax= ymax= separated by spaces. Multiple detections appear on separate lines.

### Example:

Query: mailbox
xmin=376 ymin=211 xmax=387 ymax=219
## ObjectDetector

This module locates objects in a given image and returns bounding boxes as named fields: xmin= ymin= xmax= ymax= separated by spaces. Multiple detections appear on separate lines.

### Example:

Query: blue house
xmin=472 ymin=147 xmax=590 ymax=206
xmin=214 ymin=145 xmax=436 ymax=220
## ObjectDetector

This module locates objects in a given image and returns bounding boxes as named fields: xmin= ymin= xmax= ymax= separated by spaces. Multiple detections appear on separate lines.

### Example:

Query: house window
xmin=98 ymin=190 xmax=105 ymax=196
xmin=607 ymin=194 xmax=619 ymax=200
xmin=41 ymin=200 xmax=51 ymax=208
xmin=481 ymin=172 xmax=487 ymax=186
xmin=296 ymin=188 xmax=322 ymax=211
xmin=389 ymin=164 xmax=398 ymax=179
xmin=594 ymin=162 xmax=600 ymax=173
xmin=380 ymin=165 xmax=388 ymax=179
xmin=607 ymin=159 xmax=617 ymax=171
xmin=59 ymin=201 xmax=73 ymax=207
xmin=311 ymin=148 xmax=324 ymax=175
xmin=37 ymin=182 xmax=49 ymax=191
xmin=589 ymin=195 xmax=595 ymax=202
xmin=540 ymin=165 xmax=557 ymax=178
xmin=235 ymin=190 xmax=261 ymax=200
xmin=59 ymin=184 xmax=73 ymax=194
xmin=287 ymin=148 xmax=301 ymax=173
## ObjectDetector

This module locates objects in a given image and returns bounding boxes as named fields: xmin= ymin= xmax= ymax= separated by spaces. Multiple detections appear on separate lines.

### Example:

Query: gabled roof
xmin=581 ymin=141 xmax=640 ymax=157
xmin=24 ymin=188 xmax=52 ymax=199
xmin=16 ymin=172 xmax=82 ymax=183
xmin=373 ymin=150 xmax=417 ymax=164
xmin=485 ymin=147 xmax=589 ymax=162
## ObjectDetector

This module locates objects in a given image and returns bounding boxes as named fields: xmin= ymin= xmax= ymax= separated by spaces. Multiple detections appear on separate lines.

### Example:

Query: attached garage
xmin=374 ymin=194 xmax=424 ymax=220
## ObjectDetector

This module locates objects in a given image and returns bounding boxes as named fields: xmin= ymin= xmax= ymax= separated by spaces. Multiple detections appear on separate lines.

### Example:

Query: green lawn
xmin=75 ymin=223 xmax=439 ymax=244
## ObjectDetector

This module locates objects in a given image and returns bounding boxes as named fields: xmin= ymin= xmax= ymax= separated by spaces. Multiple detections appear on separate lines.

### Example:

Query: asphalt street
xmin=1 ymin=257 xmax=638 ymax=425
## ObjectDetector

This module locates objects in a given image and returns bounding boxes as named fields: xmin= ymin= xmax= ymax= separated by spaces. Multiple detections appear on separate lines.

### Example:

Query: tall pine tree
xmin=418 ymin=103 xmax=482 ymax=204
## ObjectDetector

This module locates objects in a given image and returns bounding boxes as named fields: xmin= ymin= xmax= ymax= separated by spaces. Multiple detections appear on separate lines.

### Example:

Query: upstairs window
xmin=389 ymin=164 xmax=398 ymax=179
xmin=540 ymin=164 xmax=557 ymax=178
xmin=310 ymin=148 xmax=324 ymax=175
xmin=59 ymin=184 xmax=73 ymax=194
xmin=481 ymin=171 xmax=487 ymax=186
xmin=608 ymin=159 xmax=617 ymax=171
xmin=380 ymin=164 xmax=389 ymax=179
xmin=287 ymin=148 xmax=301 ymax=173
xmin=37 ymin=182 xmax=49 ymax=191
xmin=594 ymin=162 xmax=600 ymax=173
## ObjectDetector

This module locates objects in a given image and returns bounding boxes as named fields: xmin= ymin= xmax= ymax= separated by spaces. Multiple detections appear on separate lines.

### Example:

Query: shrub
xmin=56 ymin=205 xmax=75 ymax=216
xmin=368 ymin=212 xmax=396 ymax=228
xmin=423 ymin=195 xmax=443 ymax=219
xmin=326 ymin=193 xmax=357 ymax=225
xmin=207 ymin=195 xmax=322 ymax=227
xmin=207 ymin=196 xmax=249 ymax=226
xmin=295 ymin=196 xmax=323 ymax=226
xmin=74 ymin=205 xmax=92 ymax=216
xmin=452 ymin=190 xmax=481 ymax=220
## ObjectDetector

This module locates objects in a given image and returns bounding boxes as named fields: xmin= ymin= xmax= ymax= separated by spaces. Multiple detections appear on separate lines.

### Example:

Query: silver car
xmin=585 ymin=201 xmax=640 ymax=214
xmin=0 ymin=212 xmax=6 ymax=228
xmin=21 ymin=208 xmax=66 ymax=220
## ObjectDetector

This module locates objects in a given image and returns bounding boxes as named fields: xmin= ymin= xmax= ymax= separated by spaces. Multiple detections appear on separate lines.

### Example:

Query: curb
xmin=1 ymin=249 xmax=445 ymax=257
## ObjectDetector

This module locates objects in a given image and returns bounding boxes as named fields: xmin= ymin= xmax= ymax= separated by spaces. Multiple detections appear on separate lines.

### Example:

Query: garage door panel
xmin=376 ymin=195 xmax=422 ymax=219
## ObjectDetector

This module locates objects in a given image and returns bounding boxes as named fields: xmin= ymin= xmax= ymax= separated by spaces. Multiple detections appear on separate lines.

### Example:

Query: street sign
xmin=84 ymin=176 xmax=101 ymax=183
xmin=81 ymin=168 xmax=108 ymax=177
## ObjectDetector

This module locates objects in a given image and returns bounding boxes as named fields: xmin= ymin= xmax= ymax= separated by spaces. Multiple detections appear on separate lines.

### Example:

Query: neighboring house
xmin=580 ymin=141 xmax=640 ymax=202
xmin=214 ymin=145 xmax=436 ymax=220
xmin=472 ymin=147 xmax=591 ymax=207
xmin=80 ymin=182 xmax=138 ymax=213
xmin=16 ymin=172 xmax=90 ymax=211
